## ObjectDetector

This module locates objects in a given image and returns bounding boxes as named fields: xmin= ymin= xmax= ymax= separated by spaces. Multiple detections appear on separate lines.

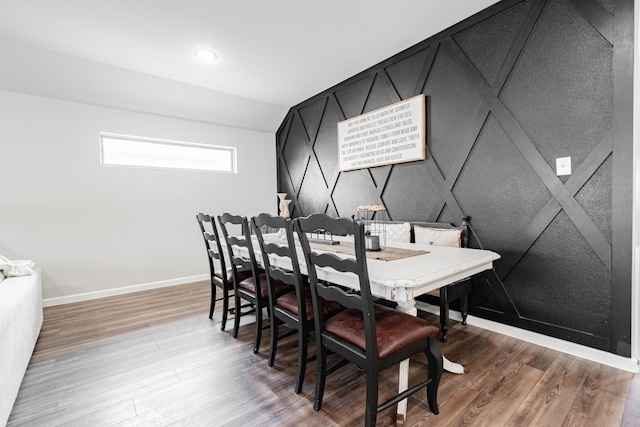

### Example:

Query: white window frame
xmin=99 ymin=132 xmax=237 ymax=173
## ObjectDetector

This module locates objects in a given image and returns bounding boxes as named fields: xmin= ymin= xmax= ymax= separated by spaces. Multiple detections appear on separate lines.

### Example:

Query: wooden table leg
xmin=443 ymin=357 xmax=465 ymax=374
xmin=394 ymin=298 xmax=465 ymax=423
xmin=397 ymin=358 xmax=410 ymax=423
xmin=394 ymin=300 xmax=416 ymax=423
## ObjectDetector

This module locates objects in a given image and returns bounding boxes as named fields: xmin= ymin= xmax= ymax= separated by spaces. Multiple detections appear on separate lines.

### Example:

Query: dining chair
xmin=218 ymin=212 xmax=292 ymax=354
xmin=196 ymin=212 xmax=252 ymax=330
xmin=252 ymin=213 xmax=343 ymax=394
xmin=294 ymin=213 xmax=442 ymax=426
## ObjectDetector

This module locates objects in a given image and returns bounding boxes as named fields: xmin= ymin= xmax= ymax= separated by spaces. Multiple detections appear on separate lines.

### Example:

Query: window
xmin=100 ymin=133 xmax=236 ymax=173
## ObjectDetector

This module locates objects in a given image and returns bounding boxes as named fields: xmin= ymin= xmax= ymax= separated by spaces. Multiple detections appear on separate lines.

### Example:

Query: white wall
xmin=0 ymin=90 xmax=277 ymax=301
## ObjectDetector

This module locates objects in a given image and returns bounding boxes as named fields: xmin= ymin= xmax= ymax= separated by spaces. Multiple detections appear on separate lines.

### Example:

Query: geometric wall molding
xmin=276 ymin=0 xmax=633 ymax=356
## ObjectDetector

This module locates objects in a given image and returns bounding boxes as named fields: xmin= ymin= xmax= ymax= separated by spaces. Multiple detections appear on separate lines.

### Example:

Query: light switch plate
xmin=556 ymin=156 xmax=571 ymax=176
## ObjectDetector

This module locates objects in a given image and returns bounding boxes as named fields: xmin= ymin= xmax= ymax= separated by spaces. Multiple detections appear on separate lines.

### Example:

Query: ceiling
xmin=0 ymin=0 xmax=500 ymax=132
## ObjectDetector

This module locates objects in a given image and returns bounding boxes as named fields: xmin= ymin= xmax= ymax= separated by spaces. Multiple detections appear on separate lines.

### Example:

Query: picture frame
xmin=337 ymin=94 xmax=426 ymax=172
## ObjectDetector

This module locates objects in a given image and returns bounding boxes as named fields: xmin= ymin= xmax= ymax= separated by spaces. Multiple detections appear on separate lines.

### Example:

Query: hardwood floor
xmin=8 ymin=281 xmax=639 ymax=426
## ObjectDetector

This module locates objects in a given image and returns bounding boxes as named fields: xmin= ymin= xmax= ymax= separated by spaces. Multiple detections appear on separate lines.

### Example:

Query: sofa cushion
xmin=0 ymin=256 xmax=36 ymax=277
xmin=414 ymin=226 xmax=462 ymax=248
xmin=369 ymin=222 xmax=411 ymax=244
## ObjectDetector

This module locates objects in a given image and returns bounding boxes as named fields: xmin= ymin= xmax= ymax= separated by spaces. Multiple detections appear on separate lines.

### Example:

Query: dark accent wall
xmin=276 ymin=0 xmax=633 ymax=356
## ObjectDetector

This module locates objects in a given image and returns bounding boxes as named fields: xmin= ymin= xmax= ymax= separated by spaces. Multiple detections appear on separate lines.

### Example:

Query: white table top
xmin=246 ymin=234 xmax=500 ymax=303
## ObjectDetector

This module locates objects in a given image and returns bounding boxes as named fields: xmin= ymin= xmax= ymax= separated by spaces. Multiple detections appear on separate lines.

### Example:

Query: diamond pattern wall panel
xmin=453 ymin=2 xmax=530 ymax=85
xmin=453 ymin=114 xmax=552 ymax=258
xmin=275 ymin=0 xmax=633 ymax=356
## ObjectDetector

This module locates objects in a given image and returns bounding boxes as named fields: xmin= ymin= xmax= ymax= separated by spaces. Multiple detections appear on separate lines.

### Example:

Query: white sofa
xmin=0 ymin=267 xmax=43 ymax=425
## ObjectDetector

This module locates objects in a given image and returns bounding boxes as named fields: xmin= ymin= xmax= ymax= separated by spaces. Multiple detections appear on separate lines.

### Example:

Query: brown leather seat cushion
xmin=239 ymin=273 xmax=293 ymax=298
xmin=215 ymin=268 xmax=252 ymax=286
xmin=276 ymin=287 xmax=344 ymax=321
xmin=325 ymin=307 xmax=439 ymax=359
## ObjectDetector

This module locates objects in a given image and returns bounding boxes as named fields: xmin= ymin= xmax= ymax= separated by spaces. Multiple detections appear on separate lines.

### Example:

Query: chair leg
xmin=295 ymin=329 xmax=308 ymax=394
xmin=439 ymin=287 xmax=450 ymax=343
xmin=460 ymin=294 xmax=469 ymax=325
xmin=364 ymin=367 xmax=378 ymax=427
xmin=233 ymin=294 xmax=242 ymax=338
xmin=313 ymin=342 xmax=327 ymax=411
xmin=209 ymin=281 xmax=217 ymax=319
xmin=254 ymin=306 xmax=263 ymax=354
xmin=268 ymin=315 xmax=278 ymax=366
xmin=425 ymin=335 xmax=442 ymax=415
xmin=220 ymin=287 xmax=230 ymax=331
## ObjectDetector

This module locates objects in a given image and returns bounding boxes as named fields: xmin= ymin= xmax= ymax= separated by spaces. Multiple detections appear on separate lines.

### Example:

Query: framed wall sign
xmin=337 ymin=94 xmax=426 ymax=172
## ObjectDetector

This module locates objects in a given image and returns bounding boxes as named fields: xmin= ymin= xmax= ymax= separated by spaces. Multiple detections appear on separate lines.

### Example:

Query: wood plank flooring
xmin=8 ymin=281 xmax=639 ymax=426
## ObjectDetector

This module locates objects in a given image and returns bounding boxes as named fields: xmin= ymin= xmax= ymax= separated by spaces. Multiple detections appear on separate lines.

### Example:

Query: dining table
xmin=235 ymin=232 xmax=500 ymax=423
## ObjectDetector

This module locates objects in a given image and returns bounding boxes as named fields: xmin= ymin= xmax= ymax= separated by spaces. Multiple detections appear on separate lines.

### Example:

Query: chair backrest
xmin=252 ymin=213 xmax=307 ymax=318
xmin=217 ymin=213 xmax=261 ymax=288
xmin=196 ymin=212 xmax=227 ymax=279
xmin=294 ymin=213 xmax=377 ymax=359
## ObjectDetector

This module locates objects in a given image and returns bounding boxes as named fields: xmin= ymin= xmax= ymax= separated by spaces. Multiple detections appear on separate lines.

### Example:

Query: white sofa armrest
xmin=0 ymin=267 xmax=43 ymax=425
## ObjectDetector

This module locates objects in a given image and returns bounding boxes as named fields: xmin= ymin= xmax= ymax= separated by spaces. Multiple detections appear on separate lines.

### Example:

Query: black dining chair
xmin=218 ymin=212 xmax=293 ymax=354
xmin=294 ymin=213 xmax=443 ymax=426
xmin=196 ymin=212 xmax=252 ymax=330
xmin=252 ymin=213 xmax=343 ymax=394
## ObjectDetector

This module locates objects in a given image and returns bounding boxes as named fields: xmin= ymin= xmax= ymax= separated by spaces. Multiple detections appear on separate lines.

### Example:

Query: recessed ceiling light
xmin=194 ymin=49 xmax=217 ymax=62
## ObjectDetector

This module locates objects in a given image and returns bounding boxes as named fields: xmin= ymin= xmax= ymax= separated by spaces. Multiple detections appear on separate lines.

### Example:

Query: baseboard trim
xmin=416 ymin=301 xmax=640 ymax=373
xmin=42 ymin=274 xmax=209 ymax=307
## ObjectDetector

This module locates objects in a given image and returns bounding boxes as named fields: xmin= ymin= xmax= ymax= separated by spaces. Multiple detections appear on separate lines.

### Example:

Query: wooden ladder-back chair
xmin=294 ymin=213 xmax=442 ymax=426
xmin=218 ymin=213 xmax=292 ymax=354
xmin=253 ymin=213 xmax=343 ymax=394
xmin=196 ymin=212 xmax=252 ymax=330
